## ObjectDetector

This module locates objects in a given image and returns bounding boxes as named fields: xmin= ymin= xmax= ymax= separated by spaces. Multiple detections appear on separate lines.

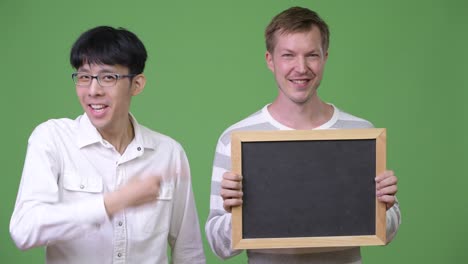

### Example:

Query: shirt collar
xmin=76 ymin=113 xmax=156 ymax=151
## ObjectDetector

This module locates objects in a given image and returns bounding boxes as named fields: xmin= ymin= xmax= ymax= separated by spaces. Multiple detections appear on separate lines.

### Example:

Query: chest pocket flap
xmin=63 ymin=171 xmax=103 ymax=193
xmin=157 ymin=183 xmax=174 ymax=201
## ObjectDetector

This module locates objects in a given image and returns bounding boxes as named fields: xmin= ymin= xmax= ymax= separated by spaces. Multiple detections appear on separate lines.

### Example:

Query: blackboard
xmin=231 ymin=129 xmax=387 ymax=249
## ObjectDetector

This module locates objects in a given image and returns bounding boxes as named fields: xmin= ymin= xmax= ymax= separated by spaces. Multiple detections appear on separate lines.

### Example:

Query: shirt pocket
xmin=61 ymin=171 xmax=103 ymax=202
xmin=135 ymin=182 xmax=174 ymax=235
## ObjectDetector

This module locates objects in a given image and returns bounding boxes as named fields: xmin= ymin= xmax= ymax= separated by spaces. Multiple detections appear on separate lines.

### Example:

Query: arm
xmin=10 ymin=124 xmax=163 ymax=250
xmin=376 ymin=170 xmax=401 ymax=243
xmin=205 ymin=140 xmax=243 ymax=259
xmin=169 ymin=146 xmax=206 ymax=264
xmin=9 ymin=125 xmax=108 ymax=250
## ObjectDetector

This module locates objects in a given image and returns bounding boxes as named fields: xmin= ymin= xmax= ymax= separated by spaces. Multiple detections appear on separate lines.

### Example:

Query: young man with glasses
xmin=10 ymin=26 xmax=206 ymax=264
xmin=205 ymin=7 xmax=401 ymax=264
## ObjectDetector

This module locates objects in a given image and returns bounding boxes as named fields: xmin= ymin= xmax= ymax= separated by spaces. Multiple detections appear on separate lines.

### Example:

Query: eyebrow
xmin=78 ymin=68 xmax=117 ymax=74
xmin=280 ymin=49 xmax=295 ymax=53
xmin=77 ymin=66 xmax=119 ymax=73
xmin=279 ymin=49 xmax=322 ymax=55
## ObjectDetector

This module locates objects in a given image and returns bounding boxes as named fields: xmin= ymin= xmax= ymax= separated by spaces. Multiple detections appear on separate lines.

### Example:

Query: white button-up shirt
xmin=10 ymin=114 xmax=206 ymax=264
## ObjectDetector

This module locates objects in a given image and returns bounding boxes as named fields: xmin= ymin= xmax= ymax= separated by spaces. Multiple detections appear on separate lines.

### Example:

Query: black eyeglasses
xmin=72 ymin=72 xmax=136 ymax=87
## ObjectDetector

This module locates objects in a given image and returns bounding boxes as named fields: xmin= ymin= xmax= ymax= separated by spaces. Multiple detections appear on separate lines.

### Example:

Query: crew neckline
xmin=261 ymin=103 xmax=339 ymax=130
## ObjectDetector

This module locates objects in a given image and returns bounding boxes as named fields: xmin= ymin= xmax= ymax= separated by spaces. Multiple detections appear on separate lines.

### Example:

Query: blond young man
xmin=205 ymin=7 xmax=400 ymax=264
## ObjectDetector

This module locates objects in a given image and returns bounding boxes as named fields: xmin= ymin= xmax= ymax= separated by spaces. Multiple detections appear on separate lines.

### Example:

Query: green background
xmin=1 ymin=0 xmax=466 ymax=263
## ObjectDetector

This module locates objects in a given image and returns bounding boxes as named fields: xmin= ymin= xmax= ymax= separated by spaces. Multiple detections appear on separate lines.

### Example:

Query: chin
xmin=88 ymin=119 xmax=107 ymax=130
xmin=290 ymin=93 xmax=315 ymax=104
xmin=291 ymin=99 xmax=311 ymax=105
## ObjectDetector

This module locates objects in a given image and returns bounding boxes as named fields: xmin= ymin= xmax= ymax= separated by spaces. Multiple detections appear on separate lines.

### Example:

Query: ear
xmin=131 ymin=74 xmax=146 ymax=96
xmin=265 ymin=51 xmax=275 ymax=72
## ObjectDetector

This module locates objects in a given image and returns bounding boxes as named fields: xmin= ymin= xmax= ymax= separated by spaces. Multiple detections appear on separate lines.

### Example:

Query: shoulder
xmin=217 ymin=107 xmax=277 ymax=147
xmin=138 ymin=124 xmax=185 ymax=153
xmin=30 ymin=117 xmax=77 ymax=139
xmin=332 ymin=108 xmax=374 ymax=129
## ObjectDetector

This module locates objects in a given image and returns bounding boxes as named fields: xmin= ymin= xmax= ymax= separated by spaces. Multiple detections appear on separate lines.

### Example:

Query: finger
xmin=221 ymin=179 xmax=242 ymax=191
xmin=376 ymin=185 xmax=398 ymax=197
xmin=153 ymin=176 xmax=162 ymax=189
xmin=223 ymin=198 xmax=243 ymax=212
xmin=376 ymin=175 xmax=397 ymax=190
xmin=223 ymin=171 xmax=243 ymax=181
xmin=375 ymin=170 xmax=395 ymax=182
xmin=377 ymin=195 xmax=396 ymax=209
xmin=142 ymin=195 xmax=158 ymax=204
xmin=220 ymin=189 xmax=243 ymax=200
xmin=145 ymin=175 xmax=162 ymax=184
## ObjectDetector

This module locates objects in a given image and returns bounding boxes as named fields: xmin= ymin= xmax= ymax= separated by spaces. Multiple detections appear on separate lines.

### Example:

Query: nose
xmin=296 ymin=57 xmax=308 ymax=74
xmin=88 ymin=77 xmax=104 ymax=96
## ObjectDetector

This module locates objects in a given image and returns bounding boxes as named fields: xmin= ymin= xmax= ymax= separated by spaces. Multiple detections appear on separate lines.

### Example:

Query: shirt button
xmin=80 ymin=185 xmax=84 ymax=189
xmin=118 ymin=221 xmax=123 ymax=226
xmin=137 ymin=147 xmax=141 ymax=151
xmin=117 ymin=253 xmax=122 ymax=257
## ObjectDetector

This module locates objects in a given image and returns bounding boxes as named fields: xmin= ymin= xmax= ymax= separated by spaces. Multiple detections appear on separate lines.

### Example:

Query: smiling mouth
xmin=89 ymin=104 xmax=107 ymax=111
xmin=290 ymin=79 xmax=310 ymax=84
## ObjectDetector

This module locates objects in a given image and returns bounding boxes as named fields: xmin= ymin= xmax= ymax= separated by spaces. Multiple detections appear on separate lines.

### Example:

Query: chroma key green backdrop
xmin=1 ymin=0 xmax=466 ymax=263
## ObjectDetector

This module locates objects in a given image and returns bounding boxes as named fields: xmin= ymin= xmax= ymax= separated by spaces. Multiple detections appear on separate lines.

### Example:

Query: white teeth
xmin=291 ymin=80 xmax=308 ymax=84
xmin=90 ymin=104 xmax=106 ymax=110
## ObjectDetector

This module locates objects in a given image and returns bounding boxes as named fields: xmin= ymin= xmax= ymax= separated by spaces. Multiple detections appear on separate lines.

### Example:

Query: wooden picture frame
xmin=231 ymin=128 xmax=387 ymax=249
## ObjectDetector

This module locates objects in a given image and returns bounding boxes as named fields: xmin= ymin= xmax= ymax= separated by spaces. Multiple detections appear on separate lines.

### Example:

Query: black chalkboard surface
xmin=231 ymin=129 xmax=387 ymax=249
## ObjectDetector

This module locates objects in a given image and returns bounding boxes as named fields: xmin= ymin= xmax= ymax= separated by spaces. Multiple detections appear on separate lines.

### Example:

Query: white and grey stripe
xmin=205 ymin=104 xmax=401 ymax=263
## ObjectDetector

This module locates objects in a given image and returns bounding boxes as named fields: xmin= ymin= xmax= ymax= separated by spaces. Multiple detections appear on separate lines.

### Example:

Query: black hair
xmin=70 ymin=26 xmax=147 ymax=74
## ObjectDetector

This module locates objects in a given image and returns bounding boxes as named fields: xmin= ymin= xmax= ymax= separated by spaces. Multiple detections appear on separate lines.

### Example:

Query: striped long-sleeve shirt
xmin=205 ymin=104 xmax=401 ymax=264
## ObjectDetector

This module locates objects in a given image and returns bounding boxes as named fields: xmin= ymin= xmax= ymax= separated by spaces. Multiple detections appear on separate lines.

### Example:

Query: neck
xmin=99 ymin=116 xmax=135 ymax=155
xmin=268 ymin=96 xmax=333 ymax=130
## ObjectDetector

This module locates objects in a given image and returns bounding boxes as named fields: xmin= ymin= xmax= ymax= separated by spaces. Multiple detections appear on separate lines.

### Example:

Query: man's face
xmin=75 ymin=63 xmax=142 ymax=134
xmin=266 ymin=26 xmax=328 ymax=105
